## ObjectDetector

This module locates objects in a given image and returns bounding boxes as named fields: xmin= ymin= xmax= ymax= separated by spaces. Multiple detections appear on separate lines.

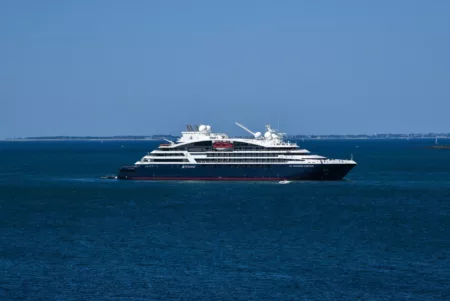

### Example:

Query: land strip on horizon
xmin=5 ymin=133 xmax=450 ymax=141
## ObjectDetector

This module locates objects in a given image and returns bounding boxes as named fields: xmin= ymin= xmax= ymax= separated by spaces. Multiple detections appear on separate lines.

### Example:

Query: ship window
xmin=153 ymin=159 xmax=187 ymax=162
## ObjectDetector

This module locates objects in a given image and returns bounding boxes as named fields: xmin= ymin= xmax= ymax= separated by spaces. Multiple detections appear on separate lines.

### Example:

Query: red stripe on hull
xmin=124 ymin=177 xmax=285 ymax=181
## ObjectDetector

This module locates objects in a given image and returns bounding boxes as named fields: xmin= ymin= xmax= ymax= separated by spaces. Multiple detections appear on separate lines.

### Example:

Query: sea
xmin=0 ymin=139 xmax=449 ymax=301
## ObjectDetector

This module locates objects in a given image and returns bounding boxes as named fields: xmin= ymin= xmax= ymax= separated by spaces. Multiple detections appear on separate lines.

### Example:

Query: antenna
xmin=163 ymin=138 xmax=175 ymax=145
xmin=186 ymin=125 xmax=194 ymax=131
xmin=265 ymin=124 xmax=285 ymax=140
xmin=235 ymin=122 xmax=256 ymax=136
xmin=235 ymin=122 xmax=262 ymax=139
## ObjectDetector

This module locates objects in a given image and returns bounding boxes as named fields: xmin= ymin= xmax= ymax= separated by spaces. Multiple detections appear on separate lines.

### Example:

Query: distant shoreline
xmin=3 ymin=136 xmax=450 ymax=142
xmin=3 ymin=135 xmax=179 ymax=142
xmin=2 ymin=138 xmax=171 ymax=142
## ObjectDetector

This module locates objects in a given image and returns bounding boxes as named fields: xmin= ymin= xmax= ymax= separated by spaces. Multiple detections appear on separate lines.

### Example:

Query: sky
xmin=1 ymin=0 xmax=449 ymax=138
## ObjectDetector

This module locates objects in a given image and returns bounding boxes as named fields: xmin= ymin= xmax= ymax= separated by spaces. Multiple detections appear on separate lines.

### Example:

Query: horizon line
xmin=4 ymin=132 xmax=450 ymax=140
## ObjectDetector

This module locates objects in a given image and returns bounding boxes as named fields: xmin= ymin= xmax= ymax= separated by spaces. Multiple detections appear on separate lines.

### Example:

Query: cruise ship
xmin=117 ymin=123 xmax=357 ymax=181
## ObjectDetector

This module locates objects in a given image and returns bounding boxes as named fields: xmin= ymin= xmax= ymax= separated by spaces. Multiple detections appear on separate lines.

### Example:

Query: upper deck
xmin=159 ymin=123 xmax=298 ymax=150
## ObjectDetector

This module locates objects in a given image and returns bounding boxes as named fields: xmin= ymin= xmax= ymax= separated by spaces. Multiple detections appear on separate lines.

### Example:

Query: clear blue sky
xmin=1 ymin=0 xmax=449 ymax=138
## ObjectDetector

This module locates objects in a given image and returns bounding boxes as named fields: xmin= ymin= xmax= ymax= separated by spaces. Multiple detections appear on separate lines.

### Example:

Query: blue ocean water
xmin=0 ymin=139 xmax=449 ymax=300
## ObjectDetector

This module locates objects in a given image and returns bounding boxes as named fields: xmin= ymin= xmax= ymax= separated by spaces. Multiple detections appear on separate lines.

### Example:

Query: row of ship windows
xmin=143 ymin=159 xmax=292 ymax=163
xmin=197 ymin=159 xmax=289 ymax=163
xmin=143 ymin=164 xmax=281 ymax=168
xmin=143 ymin=159 xmax=188 ymax=162
xmin=159 ymin=148 xmax=297 ymax=152
xmin=150 ymin=152 xmax=306 ymax=157
xmin=200 ymin=164 xmax=277 ymax=168
xmin=149 ymin=153 xmax=185 ymax=156
xmin=206 ymin=153 xmax=284 ymax=157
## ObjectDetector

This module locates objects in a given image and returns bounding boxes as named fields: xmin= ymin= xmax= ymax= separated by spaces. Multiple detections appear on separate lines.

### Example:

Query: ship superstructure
xmin=117 ymin=123 xmax=357 ymax=181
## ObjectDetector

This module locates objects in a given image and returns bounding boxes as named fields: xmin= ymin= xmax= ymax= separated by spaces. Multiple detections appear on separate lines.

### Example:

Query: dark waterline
xmin=0 ymin=140 xmax=449 ymax=300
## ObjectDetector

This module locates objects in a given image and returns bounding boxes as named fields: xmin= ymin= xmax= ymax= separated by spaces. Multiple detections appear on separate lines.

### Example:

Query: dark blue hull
xmin=117 ymin=163 xmax=356 ymax=181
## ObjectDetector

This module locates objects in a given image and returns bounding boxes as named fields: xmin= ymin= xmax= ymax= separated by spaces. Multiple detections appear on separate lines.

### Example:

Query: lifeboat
xmin=213 ymin=141 xmax=233 ymax=151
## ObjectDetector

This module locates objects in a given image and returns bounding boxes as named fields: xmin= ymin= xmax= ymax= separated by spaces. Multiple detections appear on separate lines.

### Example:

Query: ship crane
xmin=163 ymin=138 xmax=175 ymax=145
xmin=235 ymin=122 xmax=262 ymax=139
